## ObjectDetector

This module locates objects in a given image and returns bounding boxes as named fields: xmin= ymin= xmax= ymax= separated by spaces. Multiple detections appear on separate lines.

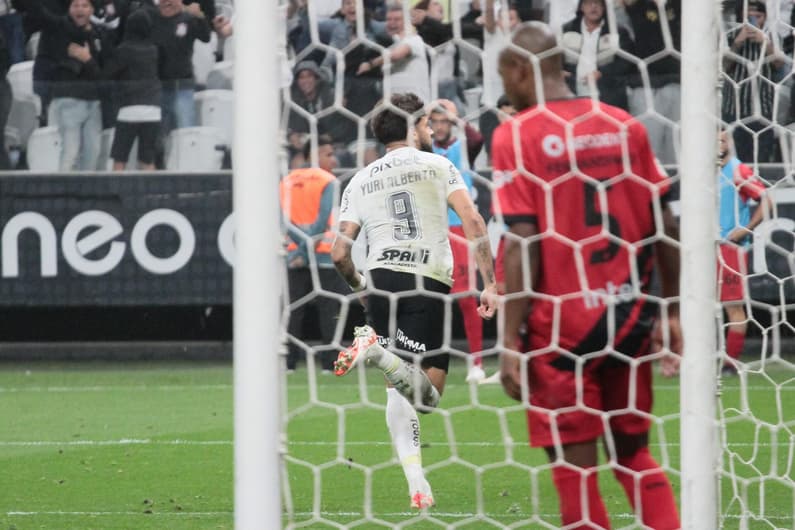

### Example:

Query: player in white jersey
xmin=331 ymin=93 xmax=498 ymax=509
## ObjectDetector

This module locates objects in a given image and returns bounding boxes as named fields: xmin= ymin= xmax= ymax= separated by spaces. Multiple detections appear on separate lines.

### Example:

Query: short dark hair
xmin=302 ymin=134 xmax=334 ymax=160
xmin=370 ymin=93 xmax=426 ymax=145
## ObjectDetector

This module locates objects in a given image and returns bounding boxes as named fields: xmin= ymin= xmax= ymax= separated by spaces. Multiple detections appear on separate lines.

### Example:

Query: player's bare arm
xmin=727 ymin=190 xmax=773 ymax=244
xmin=331 ymin=220 xmax=365 ymax=291
xmin=448 ymin=189 xmax=498 ymax=319
xmin=500 ymin=221 xmax=539 ymax=402
xmin=654 ymin=203 xmax=683 ymax=376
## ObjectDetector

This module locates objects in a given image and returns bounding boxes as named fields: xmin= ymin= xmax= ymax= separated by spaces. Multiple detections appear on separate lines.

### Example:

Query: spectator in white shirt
xmin=560 ymin=0 xmax=635 ymax=110
xmin=357 ymin=4 xmax=430 ymax=104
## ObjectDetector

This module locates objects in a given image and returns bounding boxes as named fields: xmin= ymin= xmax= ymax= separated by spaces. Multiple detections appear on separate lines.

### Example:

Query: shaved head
xmin=498 ymin=21 xmax=569 ymax=110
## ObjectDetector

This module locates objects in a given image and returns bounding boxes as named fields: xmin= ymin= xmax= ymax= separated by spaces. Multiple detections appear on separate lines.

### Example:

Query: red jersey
xmin=493 ymin=98 xmax=670 ymax=360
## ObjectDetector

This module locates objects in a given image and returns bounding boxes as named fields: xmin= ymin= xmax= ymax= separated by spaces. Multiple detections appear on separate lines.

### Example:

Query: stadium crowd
xmin=1 ymin=0 xmax=791 ymax=173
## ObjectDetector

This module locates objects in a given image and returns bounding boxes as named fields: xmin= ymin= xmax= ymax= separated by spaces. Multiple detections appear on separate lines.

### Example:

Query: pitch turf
xmin=0 ymin=359 xmax=792 ymax=529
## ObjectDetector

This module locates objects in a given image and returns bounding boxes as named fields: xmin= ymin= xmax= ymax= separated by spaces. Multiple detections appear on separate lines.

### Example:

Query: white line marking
xmin=1 ymin=383 xmax=793 ymax=393
xmin=6 ymin=510 xmax=790 ymax=521
xmin=0 ymin=439 xmax=785 ymax=448
xmin=6 ymin=511 xmax=231 ymax=517
xmin=0 ymin=384 xmax=231 ymax=393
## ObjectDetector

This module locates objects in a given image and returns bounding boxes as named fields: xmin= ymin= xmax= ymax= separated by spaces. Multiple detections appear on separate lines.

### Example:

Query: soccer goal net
xmin=274 ymin=0 xmax=795 ymax=527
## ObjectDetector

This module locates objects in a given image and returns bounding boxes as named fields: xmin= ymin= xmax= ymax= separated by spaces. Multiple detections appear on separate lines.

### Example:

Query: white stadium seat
xmin=27 ymin=126 xmax=62 ymax=172
xmin=195 ymin=89 xmax=234 ymax=147
xmin=7 ymin=61 xmax=37 ymax=104
xmin=192 ymin=32 xmax=218 ymax=88
xmin=8 ymin=97 xmax=40 ymax=149
xmin=165 ymin=126 xmax=225 ymax=171
xmin=206 ymin=60 xmax=234 ymax=90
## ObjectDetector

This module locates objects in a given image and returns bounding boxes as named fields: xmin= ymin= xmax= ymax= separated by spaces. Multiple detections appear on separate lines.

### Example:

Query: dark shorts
xmin=111 ymin=121 xmax=160 ymax=164
xmin=367 ymin=268 xmax=451 ymax=372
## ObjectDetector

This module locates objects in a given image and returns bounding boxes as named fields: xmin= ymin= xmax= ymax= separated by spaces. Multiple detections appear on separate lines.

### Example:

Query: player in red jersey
xmin=494 ymin=22 xmax=682 ymax=529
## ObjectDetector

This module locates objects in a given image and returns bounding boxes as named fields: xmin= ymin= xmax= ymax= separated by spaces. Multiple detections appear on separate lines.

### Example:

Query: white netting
xmin=279 ymin=0 xmax=795 ymax=528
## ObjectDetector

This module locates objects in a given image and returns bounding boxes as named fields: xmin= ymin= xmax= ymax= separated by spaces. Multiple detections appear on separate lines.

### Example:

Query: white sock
xmin=368 ymin=342 xmax=440 ymax=410
xmin=385 ymin=388 xmax=426 ymax=495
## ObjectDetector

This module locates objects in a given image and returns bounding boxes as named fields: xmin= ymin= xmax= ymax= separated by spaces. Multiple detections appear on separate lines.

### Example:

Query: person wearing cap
xmin=723 ymin=0 xmax=784 ymax=164
xmin=287 ymin=60 xmax=336 ymax=139
xmin=560 ymin=0 xmax=634 ymax=111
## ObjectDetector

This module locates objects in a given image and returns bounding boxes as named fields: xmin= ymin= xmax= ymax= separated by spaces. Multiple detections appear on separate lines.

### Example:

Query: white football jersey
xmin=339 ymin=147 xmax=468 ymax=286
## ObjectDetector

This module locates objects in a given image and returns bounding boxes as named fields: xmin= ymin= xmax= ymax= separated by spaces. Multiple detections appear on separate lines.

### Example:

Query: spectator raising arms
xmin=359 ymin=4 xmax=429 ymax=104
xmin=146 ymin=0 xmax=210 ymax=138
xmin=322 ymin=0 xmax=389 ymax=144
xmin=722 ymin=1 xmax=784 ymax=164
xmin=24 ymin=0 xmax=112 ymax=171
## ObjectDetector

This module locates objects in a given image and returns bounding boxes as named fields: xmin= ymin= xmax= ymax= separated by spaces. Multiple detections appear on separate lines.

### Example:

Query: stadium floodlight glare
xmin=233 ymin=0 xmax=281 ymax=529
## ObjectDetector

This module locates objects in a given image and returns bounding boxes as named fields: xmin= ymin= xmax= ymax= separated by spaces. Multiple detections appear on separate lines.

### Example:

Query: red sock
xmin=552 ymin=466 xmax=610 ymax=529
xmin=457 ymin=296 xmax=483 ymax=365
xmin=725 ymin=328 xmax=745 ymax=362
xmin=613 ymin=447 xmax=679 ymax=530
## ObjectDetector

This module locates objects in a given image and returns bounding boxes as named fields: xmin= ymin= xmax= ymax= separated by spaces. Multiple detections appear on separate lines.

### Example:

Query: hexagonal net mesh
xmin=278 ymin=0 xmax=795 ymax=527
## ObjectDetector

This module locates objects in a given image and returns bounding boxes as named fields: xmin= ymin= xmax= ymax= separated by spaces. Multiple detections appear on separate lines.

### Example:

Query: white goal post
xmin=679 ymin=1 xmax=720 ymax=528
xmin=233 ymin=0 xmax=282 ymax=529
xmin=246 ymin=0 xmax=795 ymax=528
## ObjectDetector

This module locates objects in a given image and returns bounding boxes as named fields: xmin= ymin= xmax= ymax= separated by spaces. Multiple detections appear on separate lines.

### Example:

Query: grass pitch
xmin=0 ymin=358 xmax=792 ymax=529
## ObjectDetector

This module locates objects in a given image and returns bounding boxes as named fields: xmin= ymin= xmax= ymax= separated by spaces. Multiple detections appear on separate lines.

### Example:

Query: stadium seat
xmin=223 ymin=35 xmax=235 ymax=62
xmin=27 ymin=126 xmax=61 ymax=172
xmin=463 ymin=86 xmax=482 ymax=115
xmin=206 ymin=60 xmax=234 ymax=90
xmin=26 ymin=32 xmax=40 ymax=61
xmin=458 ymin=38 xmax=482 ymax=83
xmin=195 ymin=89 xmax=234 ymax=147
xmin=8 ymin=96 xmax=40 ymax=148
xmin=165 ymin=126 xmax=225 ymax=171
xmin=7 ymin=61 xmax=36 ymax=103
xmin=193 ymin=32 xmax=218 ymax=88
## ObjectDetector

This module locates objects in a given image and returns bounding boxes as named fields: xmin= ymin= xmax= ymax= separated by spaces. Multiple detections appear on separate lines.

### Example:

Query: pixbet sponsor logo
xmin=1 ymin=209 xmax=236 ymax=278
xmin=541 ymin=132 xmax=624 ymax=158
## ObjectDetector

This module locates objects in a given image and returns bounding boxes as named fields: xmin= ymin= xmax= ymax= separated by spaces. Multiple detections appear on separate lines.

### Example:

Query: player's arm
xmin=484 ymin=0 xmax=496 ymax=33
xmin=500 ymin=220 xmax=539 ymax=401
xmin=728 ymin=170 xmax=773 ymax=244
xmin=746 ymin=191 xmax=773 ymax=233
xmin=448 ymin=189 xmax=498 ymax=319
xmin=654 ymin=203 xmax=682 ymax=377
xmin=331 ymin=221 xmax=365 ymax=291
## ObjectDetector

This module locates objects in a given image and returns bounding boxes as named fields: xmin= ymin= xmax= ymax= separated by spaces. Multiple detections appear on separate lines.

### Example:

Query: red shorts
xmin=494 ymin=237 xmax=505 ymax=292
xmin=449 ymin=225 xmax=474 ymax=295
xmin=526 ymin=353 xmax=653 ymax=447
xmin=718 ymin=244 xmax=747 ymax=302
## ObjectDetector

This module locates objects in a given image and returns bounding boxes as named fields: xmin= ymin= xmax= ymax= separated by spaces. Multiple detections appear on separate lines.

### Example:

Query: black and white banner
xmin=0 ymin=173 xmax=234 ymax=306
